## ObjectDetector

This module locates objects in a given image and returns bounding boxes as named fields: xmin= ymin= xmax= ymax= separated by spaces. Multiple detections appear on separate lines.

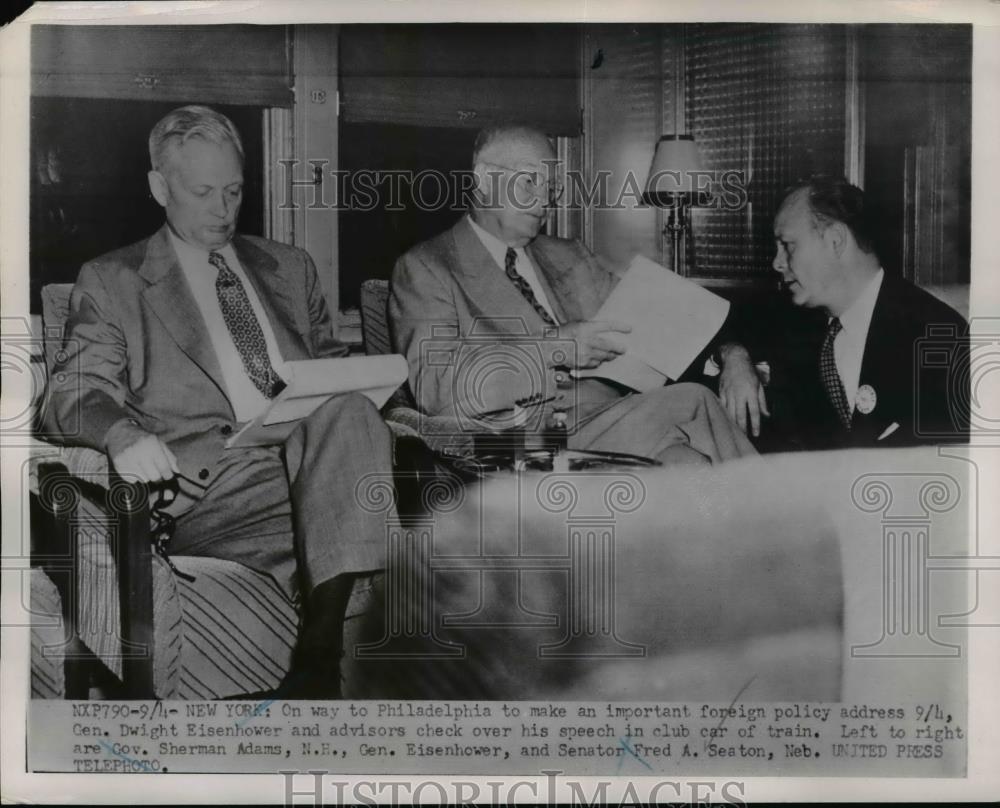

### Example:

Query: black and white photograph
xmin=2 ymin=0 xmax=998 ymax=802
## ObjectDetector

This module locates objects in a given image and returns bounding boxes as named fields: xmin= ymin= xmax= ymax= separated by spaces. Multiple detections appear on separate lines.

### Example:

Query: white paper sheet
xmin=226 ymin=354 xmax=408 ymax=448
xmin=575 ymin=254 xmax=730 ymax=389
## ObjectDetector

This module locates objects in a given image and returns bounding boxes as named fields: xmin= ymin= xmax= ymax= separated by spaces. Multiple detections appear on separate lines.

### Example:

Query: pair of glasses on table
xmin=452 ymin=448 xmax=662 ymax=476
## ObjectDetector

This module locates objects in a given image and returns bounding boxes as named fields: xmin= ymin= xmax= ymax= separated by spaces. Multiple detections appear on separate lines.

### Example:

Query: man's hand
xmin=106 ymin=419 xmax=180 ymax=483
xmin=718 ymin=343 xmax=770 ymax=437
xmin=558 ymin=320 xmax=632 ymax=369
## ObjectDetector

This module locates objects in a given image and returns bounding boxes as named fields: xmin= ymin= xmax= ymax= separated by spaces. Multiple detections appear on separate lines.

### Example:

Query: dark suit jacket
xmin=762 ymin=274 xmax=969 ymax=450
xmin=45 ymin=224 xmax=347 ymax=488
xmin=389 ymin=217 xmax=622 ymax=418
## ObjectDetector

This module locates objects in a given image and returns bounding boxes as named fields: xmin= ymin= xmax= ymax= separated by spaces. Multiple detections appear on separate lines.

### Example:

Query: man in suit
xmin=390 ymin=124 xmax=757 ymax=464
xmin=45 ymin=105 xmax=394 ymax=697
xmin=757 ymin=176 xmax=969 ymax=449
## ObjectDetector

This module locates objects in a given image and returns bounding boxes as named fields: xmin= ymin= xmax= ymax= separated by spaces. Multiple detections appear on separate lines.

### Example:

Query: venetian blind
xmin=683 ymin=24 xmax=847 ymax=281
xmin=340 ymin=24 xmax=581 ymax=135
xmin=32 ymin=25 xmax=293 ymax=107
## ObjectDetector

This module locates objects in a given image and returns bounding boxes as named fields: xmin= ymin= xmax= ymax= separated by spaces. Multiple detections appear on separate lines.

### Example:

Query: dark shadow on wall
xmin=29 ymin=98 xmax=263 ymax=312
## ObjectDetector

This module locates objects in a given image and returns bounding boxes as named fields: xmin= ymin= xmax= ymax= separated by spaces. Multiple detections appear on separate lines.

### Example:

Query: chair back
xmin=40 ymin=283 xmax=74 ymax=374
xmin=359 ymin=279 xmax=393 ymax=357
xmin=359 ymin=278 xmax=422 ymax=412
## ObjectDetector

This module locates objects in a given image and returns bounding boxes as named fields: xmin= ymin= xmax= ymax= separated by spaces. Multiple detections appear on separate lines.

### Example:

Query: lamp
xmin=642 ymin=134 xmax=706 ymax=275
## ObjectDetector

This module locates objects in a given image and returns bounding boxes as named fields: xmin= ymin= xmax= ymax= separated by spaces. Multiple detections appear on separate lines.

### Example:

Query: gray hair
xmin=148 ymin=105 xmax=244 ymax=172
xmin=471 ymin=123 xmax=552 ymax=169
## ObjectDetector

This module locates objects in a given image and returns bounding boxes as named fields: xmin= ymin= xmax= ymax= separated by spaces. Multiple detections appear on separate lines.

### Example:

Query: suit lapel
xmin=138 ymin=226 xmax=229 ymax=401
xmin=450 ymin=218 xmax=550 ymax=335
xmin=232 ymin=236 xmax=310 ymax=361
xmin=526 ymin=241 xmax=572 ymax=324
xmin=851 ymin=276 xmax=900 ymax=441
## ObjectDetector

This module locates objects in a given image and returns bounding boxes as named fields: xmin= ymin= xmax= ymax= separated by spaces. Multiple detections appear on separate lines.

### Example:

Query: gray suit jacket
xmin=389 ymin=217 xmax=620 ymax=418
xmin=45 ymin=224 xmax=347 ymax=488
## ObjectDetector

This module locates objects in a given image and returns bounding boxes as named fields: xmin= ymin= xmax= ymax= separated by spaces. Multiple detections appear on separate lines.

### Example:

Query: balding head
xmin=469 ymin=124 xmax=558 ymax=247
xmin=772 ymin=177 xmax=881 ymax=316
xmin=472 ymin=125 xmax=554 ymax=171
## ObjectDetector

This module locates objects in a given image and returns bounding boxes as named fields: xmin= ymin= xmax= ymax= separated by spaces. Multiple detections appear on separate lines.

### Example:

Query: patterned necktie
xmin=504 ymin=247 xmax=557 ymax=327
xmin=820 ymin=317 xmax=852 ymax=429
xmin=209 ymin=251 xmax=285 ymax=399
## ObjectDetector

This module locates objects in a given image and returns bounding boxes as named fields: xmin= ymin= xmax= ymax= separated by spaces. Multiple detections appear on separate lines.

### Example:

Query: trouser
xmin=167 ymin=392 xmax=395 ymax=600
xmin=568 ymin=380 xmax=757 ymax=465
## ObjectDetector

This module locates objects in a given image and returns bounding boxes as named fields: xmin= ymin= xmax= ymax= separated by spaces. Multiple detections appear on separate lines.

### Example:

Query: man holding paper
xmin=45 ymin=106 xmax=395 ymax=698
xmin=390 ymin=124 xmax=757 ymax=463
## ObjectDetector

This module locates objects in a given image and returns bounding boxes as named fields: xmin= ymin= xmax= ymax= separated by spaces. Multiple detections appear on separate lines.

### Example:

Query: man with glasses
xmin=390 ymin=124 xmax=757 ymax=464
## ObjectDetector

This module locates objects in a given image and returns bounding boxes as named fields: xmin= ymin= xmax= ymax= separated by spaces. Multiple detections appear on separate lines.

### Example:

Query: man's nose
xmin=210 ymin=191 xmax=230 ymax=218
xmin=772 ymin=250 xmax=786 ymax=273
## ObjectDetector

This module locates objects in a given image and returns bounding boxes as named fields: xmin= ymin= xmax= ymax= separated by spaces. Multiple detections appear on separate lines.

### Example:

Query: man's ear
xmin=824 ymin=221 xmax=849 ymax=258
xmin=147 ymin=170 xmax=169 ymax=208
xmin=471 ymin=161 xmax=496 ymax=203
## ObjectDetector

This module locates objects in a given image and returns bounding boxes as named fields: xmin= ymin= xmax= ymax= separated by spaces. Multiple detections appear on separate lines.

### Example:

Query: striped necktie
xmin=504 ymin=247 xmax=556 ymax=327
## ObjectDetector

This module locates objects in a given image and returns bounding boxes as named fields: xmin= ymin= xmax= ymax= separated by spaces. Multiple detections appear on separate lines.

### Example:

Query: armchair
xmin=29 ymin=278 xmax=479 ymax=698
xmin=359 ymin=279 xmax=474 ymax=457
xmin=30 ymin=285 xmax=310 ymax=699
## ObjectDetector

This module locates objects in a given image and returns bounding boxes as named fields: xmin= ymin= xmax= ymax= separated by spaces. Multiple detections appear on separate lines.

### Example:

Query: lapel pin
xmin=856 ymin=384 xmax=877 ymax=415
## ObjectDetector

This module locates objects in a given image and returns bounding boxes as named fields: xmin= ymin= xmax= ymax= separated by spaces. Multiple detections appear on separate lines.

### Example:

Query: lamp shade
xmin=642 ymin=134 xmax=706 ymax=205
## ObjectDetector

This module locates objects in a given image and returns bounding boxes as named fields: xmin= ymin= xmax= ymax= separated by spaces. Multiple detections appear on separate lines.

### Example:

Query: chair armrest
xmin=29 ymin=444 xmax=109 ymax=494
xmin=106 ymin=469 xmax=155 ymax=698
xmin=36 ymin=461 xmax=155 ymax=698
xmin=384 ymin=406 xmax=475 ymax=456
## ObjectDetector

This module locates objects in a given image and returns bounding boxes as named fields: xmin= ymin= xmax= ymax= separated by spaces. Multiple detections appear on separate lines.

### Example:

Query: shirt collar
xmin=835 ymin=268 xmax=884 ymax=336
xmin=467 ymin=214 xmax=526 ymax=270
xmin=167 ymin=228 xmax=237 ymax=270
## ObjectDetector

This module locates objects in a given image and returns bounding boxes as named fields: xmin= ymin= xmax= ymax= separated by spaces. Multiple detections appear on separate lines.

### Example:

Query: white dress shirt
xmin=833 ymin=268 xmax=884 ymax=414
xmin=467 ymin=215 xmax=560 ymax=324
xmin=169 ymin=231 xmax=288 ymax=421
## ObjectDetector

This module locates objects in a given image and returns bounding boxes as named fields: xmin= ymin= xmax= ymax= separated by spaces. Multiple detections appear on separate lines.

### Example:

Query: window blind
xmin=32 ymin=25 xmax=293 ymax=107
xmin=340 ymin=24 xmax=581 ymax=136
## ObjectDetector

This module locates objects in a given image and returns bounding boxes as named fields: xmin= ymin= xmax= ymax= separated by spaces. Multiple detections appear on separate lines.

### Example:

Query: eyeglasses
xmin=150 ymin=484 xmax=195 ymax=582
xmin=481 ymin=162 xmax=565 ymax=204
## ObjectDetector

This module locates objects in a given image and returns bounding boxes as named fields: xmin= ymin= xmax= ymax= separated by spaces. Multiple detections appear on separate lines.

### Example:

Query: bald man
xmin=389 ymin=125 xmax=757 ymax=464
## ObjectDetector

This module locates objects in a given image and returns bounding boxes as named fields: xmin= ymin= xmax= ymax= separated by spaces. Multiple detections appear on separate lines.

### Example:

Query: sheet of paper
xmin=577 ymin=353 xmax=669 ymax=393
xmin=574 ymin=254 xmax=730 ymax=386
xmin=226 ymin=354 xmax=407 ymax=448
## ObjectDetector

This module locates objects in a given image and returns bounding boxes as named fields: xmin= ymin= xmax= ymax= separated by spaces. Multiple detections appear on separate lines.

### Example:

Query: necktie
xmin=820 ymin=317 xmax=852 ymax=429
xmin=209 ymin=251 xmax=285 ymax=399
xmin=504 ymin=247 xmax=556 ymax=327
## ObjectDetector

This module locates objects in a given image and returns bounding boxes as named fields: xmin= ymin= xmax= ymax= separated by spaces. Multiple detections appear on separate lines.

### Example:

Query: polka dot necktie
xmin=504 ymin=247 xmax=556 ymax=327
xmin=209 ymin=251 xmax=285 ymax=398
xmin=820 ymin=317 xmax=852 ymax=429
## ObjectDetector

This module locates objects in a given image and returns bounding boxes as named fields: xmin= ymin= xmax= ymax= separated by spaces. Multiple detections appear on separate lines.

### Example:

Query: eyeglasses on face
xmin=480 ymin=162 xmax=566 ymax=203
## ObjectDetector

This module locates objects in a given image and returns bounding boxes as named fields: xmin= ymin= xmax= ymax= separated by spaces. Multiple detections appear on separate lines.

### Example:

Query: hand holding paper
xmin=557 ymin=319 xmax=632 ymax=369
xmin=574 ymin=255 xmax=730 ymax=391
